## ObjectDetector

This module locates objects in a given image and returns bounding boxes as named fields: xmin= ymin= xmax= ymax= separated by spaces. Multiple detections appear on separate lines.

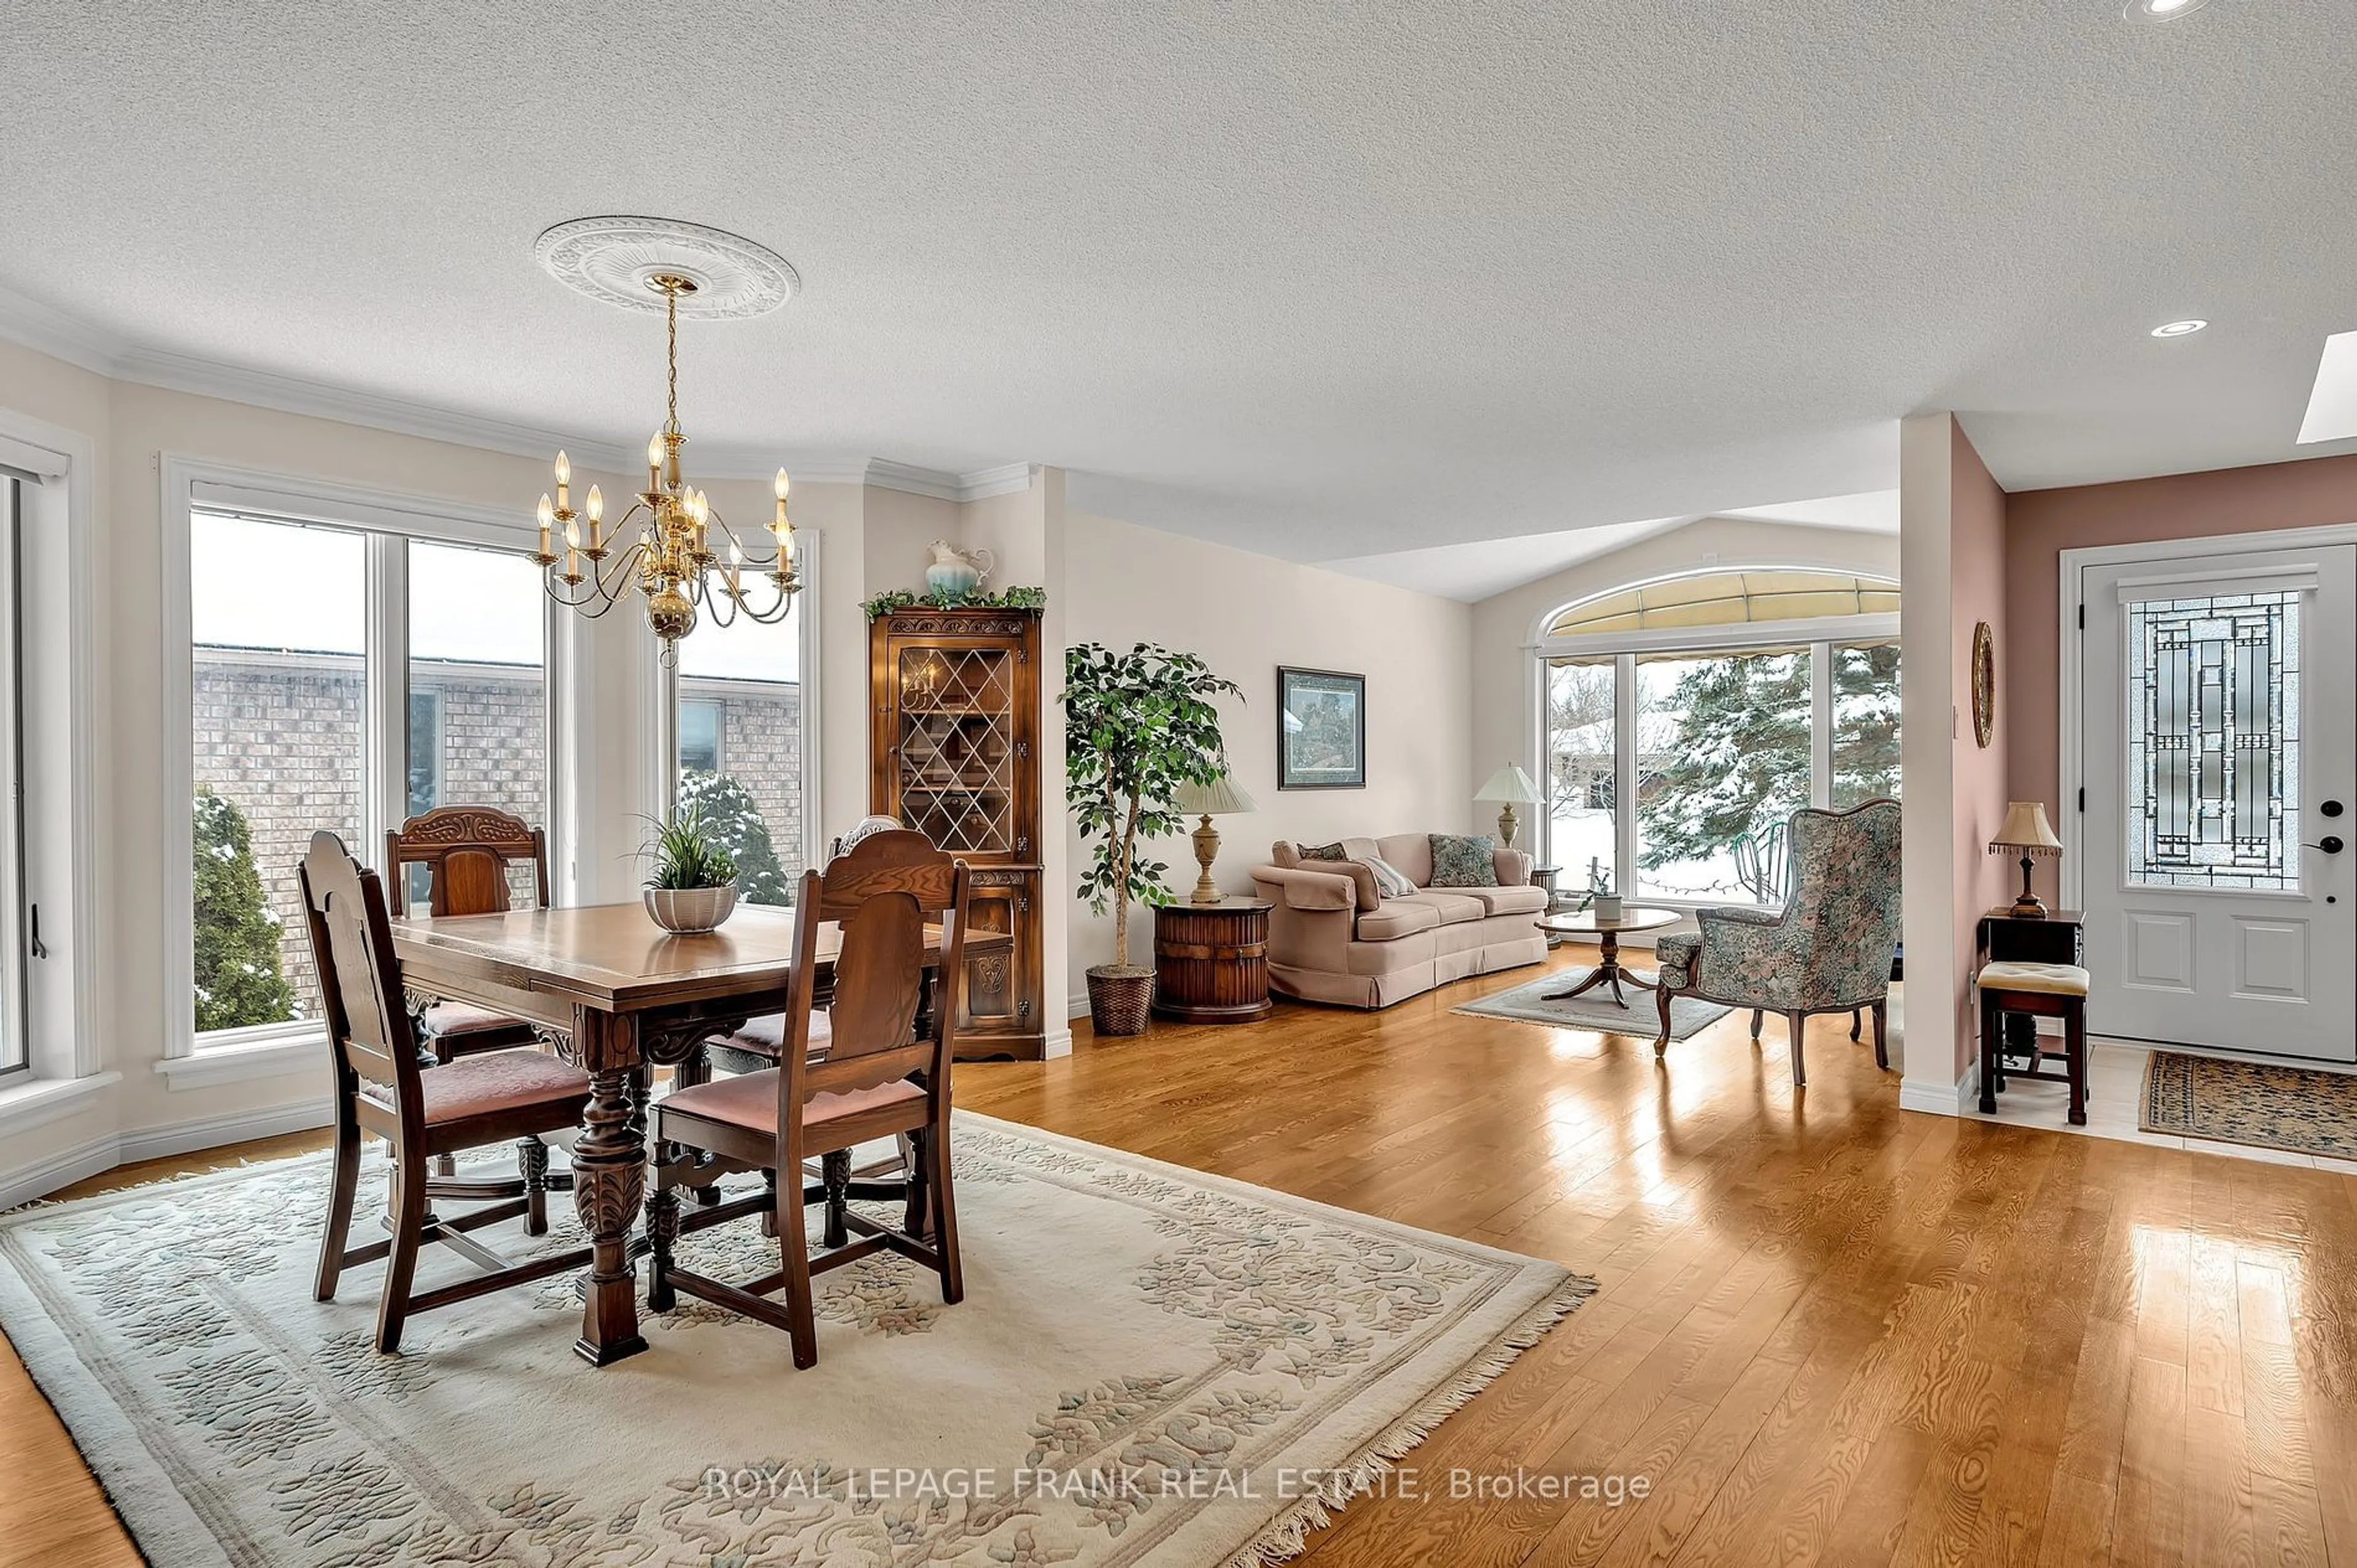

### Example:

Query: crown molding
xmin=0 ymin=282 xmax=1026 ymax=496
xmin=0 ymin=280 xmax=128 ymax=377
xmin=864 ymin=458 xmax=1038 ymax=503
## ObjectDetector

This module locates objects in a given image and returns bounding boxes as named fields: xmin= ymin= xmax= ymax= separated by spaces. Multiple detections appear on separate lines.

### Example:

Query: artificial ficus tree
xmin=1062 ymin=642 xmax=1241 ymax=971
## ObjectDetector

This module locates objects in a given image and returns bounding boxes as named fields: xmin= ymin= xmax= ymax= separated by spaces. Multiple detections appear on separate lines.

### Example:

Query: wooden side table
xmin=1151 ymin=898 xmax=1274 ymax=1024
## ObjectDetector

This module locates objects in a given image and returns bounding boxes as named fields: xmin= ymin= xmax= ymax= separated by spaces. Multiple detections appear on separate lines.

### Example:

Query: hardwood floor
xmin=6 ymin=948 xmax=2353 ymax=1566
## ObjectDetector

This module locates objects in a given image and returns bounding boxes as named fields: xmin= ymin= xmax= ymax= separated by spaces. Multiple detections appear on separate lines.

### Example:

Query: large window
xmin=188 ymin=509 xmax=551 ymax=1043
xmin=1540 ymin=570 xmax=1900 ymax=907
xmin=0 ymin=477 xmax=24 ymax=1077
xmin=671 ymin=597 xmax=805 ymax=908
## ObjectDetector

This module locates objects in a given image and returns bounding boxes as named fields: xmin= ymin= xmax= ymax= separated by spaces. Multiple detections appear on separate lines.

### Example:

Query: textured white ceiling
xmin=1329 ymin=490 xmax=1900 ymax=601
xmin=3 ymin=2 xmax=2353 ymax=563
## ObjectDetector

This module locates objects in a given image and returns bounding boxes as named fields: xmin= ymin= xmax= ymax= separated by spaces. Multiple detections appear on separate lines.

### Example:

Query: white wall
xmin=1060 ymin=511 xmax=1475 ymax=1013
xmin=1469 ymin=517 xmax=1904 ymax=817
xmin=0 ymin=339 xmax=883 ymax=1202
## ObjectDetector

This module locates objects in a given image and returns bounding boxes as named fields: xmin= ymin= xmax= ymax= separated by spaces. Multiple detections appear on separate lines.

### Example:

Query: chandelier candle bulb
xmin=531 ymin=267 xmax=800 ymax=657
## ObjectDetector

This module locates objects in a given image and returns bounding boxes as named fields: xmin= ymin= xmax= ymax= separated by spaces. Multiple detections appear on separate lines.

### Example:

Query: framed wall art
xmin=1277 ymin=666 xmax=1366 ymax=789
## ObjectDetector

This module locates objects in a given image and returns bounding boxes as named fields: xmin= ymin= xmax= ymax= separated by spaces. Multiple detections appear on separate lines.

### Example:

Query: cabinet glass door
xmin=896 ymin=645 xmax=1015 ymax=854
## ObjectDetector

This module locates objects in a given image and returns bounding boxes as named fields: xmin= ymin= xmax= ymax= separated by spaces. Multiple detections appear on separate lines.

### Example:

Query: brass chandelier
xmin=532 ymin=272 xmax=798 ymax=658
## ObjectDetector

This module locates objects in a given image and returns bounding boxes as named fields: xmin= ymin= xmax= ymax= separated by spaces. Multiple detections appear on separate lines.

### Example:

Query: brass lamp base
xmin=1190 ymin=815 xmax=1222 ymax=904
xmin=2010 ymin=853 xmax=2048 ymax=918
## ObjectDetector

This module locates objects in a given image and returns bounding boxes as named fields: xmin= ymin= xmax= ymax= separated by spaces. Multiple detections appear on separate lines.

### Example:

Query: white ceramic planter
xmin=1592 ymin=894 xmax=1624 ymax=924
xmin=644 ymin=882 xmax=737 ymax=934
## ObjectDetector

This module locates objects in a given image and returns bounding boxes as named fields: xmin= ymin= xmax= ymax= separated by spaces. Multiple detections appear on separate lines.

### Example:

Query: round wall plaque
xmin=1972 ymin=620 xmax=1996 ymax=748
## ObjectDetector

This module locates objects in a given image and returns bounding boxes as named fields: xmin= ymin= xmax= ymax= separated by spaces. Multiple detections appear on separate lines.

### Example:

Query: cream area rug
xmin=0 ymin=1112 xmax=1592 ymax=1568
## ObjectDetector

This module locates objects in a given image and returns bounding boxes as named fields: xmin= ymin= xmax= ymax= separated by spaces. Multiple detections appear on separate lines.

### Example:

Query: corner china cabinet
xmin=869 ymin=606 xmax=1046 ymax=1059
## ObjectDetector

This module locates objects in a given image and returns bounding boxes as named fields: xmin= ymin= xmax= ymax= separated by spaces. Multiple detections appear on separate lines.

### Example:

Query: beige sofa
xmin=1250 ymin=834 xmax=1549 ymax=1009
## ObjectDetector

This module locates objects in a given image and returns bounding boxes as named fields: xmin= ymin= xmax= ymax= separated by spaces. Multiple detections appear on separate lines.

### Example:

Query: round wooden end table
xmin=1151 ymin=897 xmax=1275 ymax=1024
xmin=1531 ymin=906 xmax=1683 ymax=1008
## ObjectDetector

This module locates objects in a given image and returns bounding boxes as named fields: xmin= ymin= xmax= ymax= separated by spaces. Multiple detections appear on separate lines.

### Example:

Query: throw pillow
xmin=1428 ymin=833 xmax=1501 ymax=887
xmin=1297 ymin=841 xmax=1350 ymax=862
xmin=1359 ymin=855 xmax=1417 ymax=900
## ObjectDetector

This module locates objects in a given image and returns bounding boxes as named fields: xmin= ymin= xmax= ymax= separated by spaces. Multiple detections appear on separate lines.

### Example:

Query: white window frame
xmin=0 ymin=412 xmax=105 ymax=1097
xmin=648 ymin=527 xmax=825 ymax=876
xmin=161 ymin=457 xmax=568 ymax=1067
xmin=1529 ymin=570 xmax=1899 ymax=911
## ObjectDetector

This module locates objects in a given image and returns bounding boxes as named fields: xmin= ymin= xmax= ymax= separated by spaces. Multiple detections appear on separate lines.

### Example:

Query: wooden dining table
xmin=387 ymin=900 xmax=1006 ymax=1367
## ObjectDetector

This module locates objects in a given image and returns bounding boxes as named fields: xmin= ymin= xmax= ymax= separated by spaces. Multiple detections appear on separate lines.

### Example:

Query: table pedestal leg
xmin=570 ymin=1013 xmax=648 ymax=1366
xmin=1541 ymin=933 xmax=1635 ymax=1005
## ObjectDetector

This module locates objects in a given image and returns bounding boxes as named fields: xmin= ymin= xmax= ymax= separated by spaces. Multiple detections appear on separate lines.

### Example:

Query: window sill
xmin=0 ymin=1070 xmax=123 ymax=1136
xmin=155 ymin=1033 xmax=323 ymax=1091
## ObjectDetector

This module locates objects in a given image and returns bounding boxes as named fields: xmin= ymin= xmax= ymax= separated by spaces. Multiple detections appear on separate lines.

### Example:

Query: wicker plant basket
xmin=1086 ymin=965 xmax=1155 ymax=1037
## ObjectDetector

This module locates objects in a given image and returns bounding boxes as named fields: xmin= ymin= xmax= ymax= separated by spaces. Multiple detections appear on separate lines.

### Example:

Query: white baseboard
xmin=117 ymin=1100 xmax=333 ymax=1165
xmin=1042 ymin=1027 xmax=1074 ymax=1060
xmin=0 ymin=1100 xmax=335 ymax=1211
xmin=1067 ymin=991 xmax=1090 ymax=1021
xmin=0 ymin=1131 xmax=121 ymax=1213
xmin=1898 ymin=1067 xmax=1975 ymax=1117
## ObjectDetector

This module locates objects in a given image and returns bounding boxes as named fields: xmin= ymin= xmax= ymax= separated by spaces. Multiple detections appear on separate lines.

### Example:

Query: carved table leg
xmin=570 ymin=1010 xmax=649 ymax=1366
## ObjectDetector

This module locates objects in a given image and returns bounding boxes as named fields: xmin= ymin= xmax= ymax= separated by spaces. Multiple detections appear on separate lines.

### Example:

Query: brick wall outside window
xmin=191 ymin=649 xmax=802 ymax=1031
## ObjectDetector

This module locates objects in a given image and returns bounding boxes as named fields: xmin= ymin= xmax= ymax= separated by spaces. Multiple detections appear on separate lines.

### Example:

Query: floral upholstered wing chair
xmin=1651 ymin=799 xmax=1902 ymax=1086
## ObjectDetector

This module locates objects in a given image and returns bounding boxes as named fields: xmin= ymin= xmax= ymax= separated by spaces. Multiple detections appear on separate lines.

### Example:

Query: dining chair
xmin=700 ymin=817 xmax=896 ymax=1075
xmin=384 ymin=804 xmax=573 ymax=1207
xmin=646 ymin=828 xmax=969 ymax=1368
xmin=384 ymin=805 xmax=549 ymax=1059
xmin=299 ymin=832 xmax=594 ymax=1353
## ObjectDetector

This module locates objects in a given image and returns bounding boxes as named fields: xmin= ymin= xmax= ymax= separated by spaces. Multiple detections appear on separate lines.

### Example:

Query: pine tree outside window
xmin=1538 ymin=570 xmax=1900 ymax=908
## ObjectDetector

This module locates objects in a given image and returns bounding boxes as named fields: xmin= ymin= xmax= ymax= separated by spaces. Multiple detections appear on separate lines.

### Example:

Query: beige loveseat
xmin=1250 ymin=835 xmax=1549 ymax=1009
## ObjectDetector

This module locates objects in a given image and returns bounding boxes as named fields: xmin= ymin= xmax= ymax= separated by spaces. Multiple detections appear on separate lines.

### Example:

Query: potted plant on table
xmin=1576 ymin=857 xmax=1622 ymax=924
xmin=1063 ymin=642 xmax=1241 ymax=1035
xmin=641 ymin=803 xmax=740 ymax=934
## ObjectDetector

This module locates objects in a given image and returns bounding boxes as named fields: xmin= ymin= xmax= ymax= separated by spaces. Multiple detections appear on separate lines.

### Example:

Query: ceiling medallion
xmin=533 ymin=215 xmax=799 ymax=319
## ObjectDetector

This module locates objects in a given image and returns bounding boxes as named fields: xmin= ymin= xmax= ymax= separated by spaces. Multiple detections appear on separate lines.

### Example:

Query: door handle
xmin=2306 ymin=836 xmax=2346 ymax=854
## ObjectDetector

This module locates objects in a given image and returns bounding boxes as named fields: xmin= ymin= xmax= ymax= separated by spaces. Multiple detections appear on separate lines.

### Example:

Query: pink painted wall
xmin=1948 ymin=424 xmax=2013 ymax=1076
xmin=2003 ymin=452 xmax=2357 ymax=903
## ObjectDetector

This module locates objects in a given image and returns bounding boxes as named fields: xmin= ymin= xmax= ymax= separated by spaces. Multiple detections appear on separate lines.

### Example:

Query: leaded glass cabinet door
xmin=2078 ymin=544 xmax=2355 ymax=1062
xmin=870 ymin=607 xmax=1045 ymax=1059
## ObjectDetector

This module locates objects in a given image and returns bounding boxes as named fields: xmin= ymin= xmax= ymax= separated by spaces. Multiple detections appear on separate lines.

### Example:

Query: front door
xmin=2078 ymin=543 xmax=2356 ymax=1062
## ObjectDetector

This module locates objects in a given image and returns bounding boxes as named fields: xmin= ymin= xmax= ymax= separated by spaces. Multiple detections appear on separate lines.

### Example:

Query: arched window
xmin=1536 ymin=567 xmax=1899 ymax=908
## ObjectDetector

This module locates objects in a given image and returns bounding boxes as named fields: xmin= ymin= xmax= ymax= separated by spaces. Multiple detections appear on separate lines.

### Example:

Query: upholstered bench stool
xmin=1976 ymin=961 xmax=2090 ymax=1126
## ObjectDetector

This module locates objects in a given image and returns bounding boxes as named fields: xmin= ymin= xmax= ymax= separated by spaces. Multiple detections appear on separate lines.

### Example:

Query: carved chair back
xmin=298 ymin=831 xmax=428 ymax=1127
xmin=778 ymin=830 xmax=967 ymax=1131
xmin=385 ymin=805 xmax=550 ymax=917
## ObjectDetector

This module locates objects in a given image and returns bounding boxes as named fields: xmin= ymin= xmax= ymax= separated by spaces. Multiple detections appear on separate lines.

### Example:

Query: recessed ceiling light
xmin=2123 ymin=0 xmax=2211 ymax=19
xmin=2150 ymin=319 xmax=2208 ymax=338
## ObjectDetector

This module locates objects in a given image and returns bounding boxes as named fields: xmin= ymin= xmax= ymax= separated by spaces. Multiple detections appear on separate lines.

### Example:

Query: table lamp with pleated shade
xmin=1173 ymin=774 xmax=1258 ymax=904
xmin=1988 ymin=800 xmax=2064 ymax=917
xmin=1476 ymin=765 xmax=1544 ymax=848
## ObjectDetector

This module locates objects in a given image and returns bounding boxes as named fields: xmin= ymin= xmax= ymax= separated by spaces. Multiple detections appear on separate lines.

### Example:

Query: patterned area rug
xmin=2142 ymin=1051 xmax=2357 ymax=1158
xmin=0 ymin=1112 xmax=1592 ymax=1568
xmin=1454 ymin=970 xmax=1733 ymax=1041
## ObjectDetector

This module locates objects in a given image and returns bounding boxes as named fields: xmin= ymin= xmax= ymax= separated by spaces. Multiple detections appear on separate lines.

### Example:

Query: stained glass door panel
xmin=2126 ymin=591 xmax=2301 ymax=889
xmin=896 ymin=645 xmax=1015 ymax=854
